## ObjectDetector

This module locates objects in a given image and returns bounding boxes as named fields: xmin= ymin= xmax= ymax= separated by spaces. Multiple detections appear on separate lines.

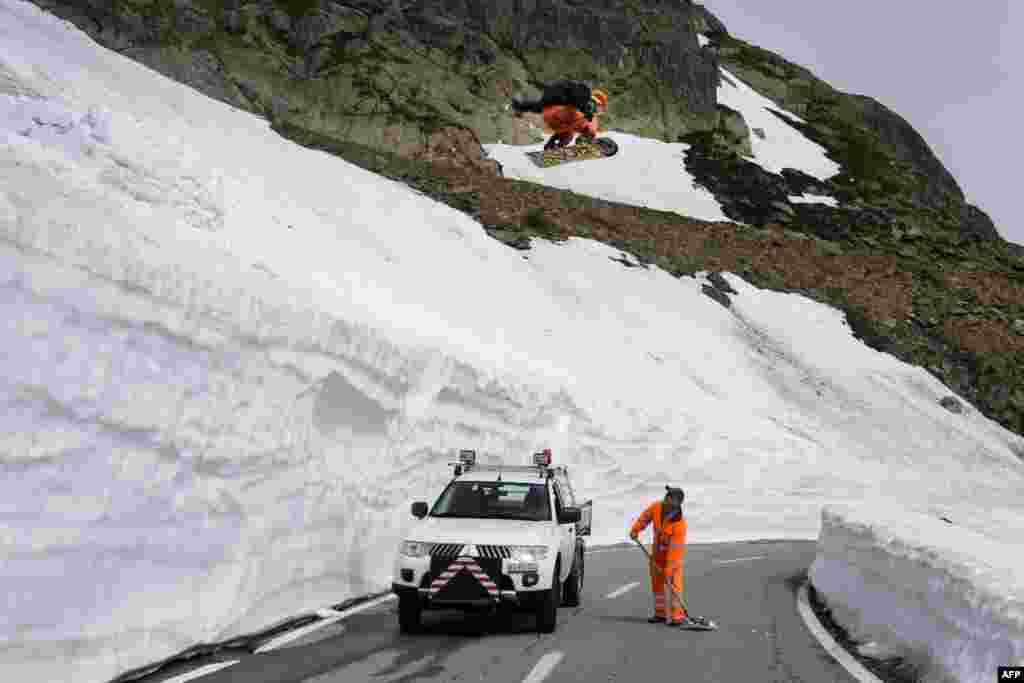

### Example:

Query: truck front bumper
xmin=391 ymin=582 xmax=545 ymax=611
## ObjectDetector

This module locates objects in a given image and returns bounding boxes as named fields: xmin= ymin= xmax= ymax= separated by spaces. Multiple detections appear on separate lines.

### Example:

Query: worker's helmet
xmin=590 ymin=88 xmax=609 ymax=108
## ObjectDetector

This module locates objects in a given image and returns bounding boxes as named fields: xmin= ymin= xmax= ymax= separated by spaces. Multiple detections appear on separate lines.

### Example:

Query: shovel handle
xmin=631 ymin=537 xmax=690 ymax=615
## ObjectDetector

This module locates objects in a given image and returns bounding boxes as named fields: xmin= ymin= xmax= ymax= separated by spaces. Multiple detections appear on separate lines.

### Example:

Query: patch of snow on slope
xmin=789 ymin=193 xmax=838 ymax=206
xmin=718 ymin=66 xmax=841 ymax=181
xmin=484 ymin=132 xmax=730 ymax=223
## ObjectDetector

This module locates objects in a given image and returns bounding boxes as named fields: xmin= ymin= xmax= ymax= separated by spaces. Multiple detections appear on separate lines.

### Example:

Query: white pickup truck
xmin=391 ymin=449 xmax=593 ymax=633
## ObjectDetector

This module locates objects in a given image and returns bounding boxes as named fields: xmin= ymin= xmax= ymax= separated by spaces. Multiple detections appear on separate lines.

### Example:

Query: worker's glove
xmin=629 ymin=531 xmax=639 ymax=541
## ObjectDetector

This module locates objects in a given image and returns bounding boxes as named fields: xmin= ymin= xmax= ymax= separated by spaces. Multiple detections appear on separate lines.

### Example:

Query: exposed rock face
xmin=853 ymin=94 xmax=963 ymax=210
xmin=28 ymin=0 xmax=722 ymax=169
xmin=715 ymin=104 xmax=752 ymax=157
xmin=959 ymin=204 xmax=1000 ymax=242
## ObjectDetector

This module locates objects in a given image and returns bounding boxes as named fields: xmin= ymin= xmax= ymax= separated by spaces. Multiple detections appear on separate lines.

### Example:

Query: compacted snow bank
xmin=809 ymin=504 xmax=1024 ymax=682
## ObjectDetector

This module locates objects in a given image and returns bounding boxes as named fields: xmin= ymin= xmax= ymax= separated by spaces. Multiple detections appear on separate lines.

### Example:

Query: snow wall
xmin=0 ymin=225 xmax=611 ymax=681
xmin=809 ymin=504 xmax=1024 ymax=683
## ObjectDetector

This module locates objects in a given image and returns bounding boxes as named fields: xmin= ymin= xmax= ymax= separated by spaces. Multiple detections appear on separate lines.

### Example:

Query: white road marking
xmin=605 ymin=582 xmax=640 ymax=599
xmin=714 ymin=555 xmax=766 ymax=564
xmin=522 ymin=651 xmax=565 ymax=683
xmin=254 ymin=594 xmax=397 ymax=653
xmin=796 ymin=583 xmax=883 ymax=683
xmin=163 ymin=661 xmax=238 ymax=683
xmin=586 ymin=545 xmax=633 ymax=554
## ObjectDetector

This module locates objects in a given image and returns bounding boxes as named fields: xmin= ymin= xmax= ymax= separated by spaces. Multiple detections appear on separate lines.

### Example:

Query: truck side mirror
xmin=411 ymin=502 xmax=428 ymax=518
xmin=559 ymin=507 xmax=581 ymax=524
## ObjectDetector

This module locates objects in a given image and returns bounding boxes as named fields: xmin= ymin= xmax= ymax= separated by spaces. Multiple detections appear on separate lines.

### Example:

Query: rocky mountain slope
xmin=25 ymin=0 xmax=1024 ymax=436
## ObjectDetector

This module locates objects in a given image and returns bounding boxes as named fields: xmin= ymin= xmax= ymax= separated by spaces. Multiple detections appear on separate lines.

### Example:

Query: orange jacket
xmin=542 ymin=104 xmax=600 ymax=137
xmin=631 ymin=500 xmax=687 ymax=564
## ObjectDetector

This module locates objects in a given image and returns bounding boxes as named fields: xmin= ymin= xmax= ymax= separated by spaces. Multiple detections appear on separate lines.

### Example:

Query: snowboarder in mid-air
xmin=512 ymin=81 xmax=609 ymax=150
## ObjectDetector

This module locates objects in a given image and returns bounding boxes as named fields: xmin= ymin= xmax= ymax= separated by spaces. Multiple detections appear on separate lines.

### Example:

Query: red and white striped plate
xmin=429 ymin=556 xmax=499 ymax=597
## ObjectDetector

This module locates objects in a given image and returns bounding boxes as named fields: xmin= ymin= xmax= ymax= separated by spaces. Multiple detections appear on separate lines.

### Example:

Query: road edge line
xmin=522 ymin=651 xmax=565 ymax=683
xmin=714 ymin=555 xmax=767 ymax=564
xmin=604 ymin=582 xmax=640 ymax=599
xmin=796 ymin=582 xmax=882 ymax=683
xmin=162 ymin=661 xmax=239 ymax=683
xmin=254 ymin=594 xmax=397 ymax=653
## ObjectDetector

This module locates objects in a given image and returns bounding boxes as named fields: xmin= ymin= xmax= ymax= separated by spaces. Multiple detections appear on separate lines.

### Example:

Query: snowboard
xmin=526 ymin=137 xmax=619 ymax=168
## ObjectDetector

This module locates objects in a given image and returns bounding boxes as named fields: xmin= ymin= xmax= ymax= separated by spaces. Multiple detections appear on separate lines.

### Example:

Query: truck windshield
xmin=430 ymin=481 xmax=550 ymax=521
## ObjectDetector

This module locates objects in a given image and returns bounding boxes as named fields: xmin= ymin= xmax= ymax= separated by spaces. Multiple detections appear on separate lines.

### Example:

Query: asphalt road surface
xmin=149 ymin=539 xmax=856 ymax=683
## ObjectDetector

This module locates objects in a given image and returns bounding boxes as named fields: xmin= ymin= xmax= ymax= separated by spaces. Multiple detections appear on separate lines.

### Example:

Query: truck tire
xmin=398 ymin=592 xmax=422 ymax=634
xmin=562 ymin=548 xmax=584 ymax=607
xmin=536 ymin=562 xmax=560 ymax=633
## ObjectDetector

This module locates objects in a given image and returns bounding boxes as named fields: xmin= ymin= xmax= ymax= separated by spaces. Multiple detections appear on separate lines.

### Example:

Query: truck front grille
xmin=430 ymin=543 xmax=464 ymax=558
xmin=477 ymin=545 xmax=512 ymax=559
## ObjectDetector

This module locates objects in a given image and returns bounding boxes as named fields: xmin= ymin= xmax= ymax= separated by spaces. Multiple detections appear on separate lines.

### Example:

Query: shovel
xmin=632 ymin=537 xmax=717 ymax=631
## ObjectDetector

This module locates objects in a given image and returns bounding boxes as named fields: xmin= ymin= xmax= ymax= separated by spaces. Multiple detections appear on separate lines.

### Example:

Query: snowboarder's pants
xmin=650 ymin=554 xmax=685 ymax=621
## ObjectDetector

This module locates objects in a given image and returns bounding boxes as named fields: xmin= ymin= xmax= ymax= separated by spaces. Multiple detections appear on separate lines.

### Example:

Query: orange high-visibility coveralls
xmin=542 ymin=104 xmax=600 ymax=148
xmin=631 ymin=500 xmax=687 ymax=621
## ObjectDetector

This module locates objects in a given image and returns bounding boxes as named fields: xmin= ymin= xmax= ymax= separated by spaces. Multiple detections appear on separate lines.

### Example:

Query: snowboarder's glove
xmin=629 ymin=531 xmax=639 ymax=541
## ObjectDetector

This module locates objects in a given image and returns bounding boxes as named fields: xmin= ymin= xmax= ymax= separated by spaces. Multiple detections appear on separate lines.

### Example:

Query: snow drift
xmin=810 ymin=505 xmax=1024 ymax=682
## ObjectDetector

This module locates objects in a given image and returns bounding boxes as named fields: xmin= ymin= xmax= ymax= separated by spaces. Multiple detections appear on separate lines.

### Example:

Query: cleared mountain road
xmin=146 ymin=540 xmax=857 ymax=683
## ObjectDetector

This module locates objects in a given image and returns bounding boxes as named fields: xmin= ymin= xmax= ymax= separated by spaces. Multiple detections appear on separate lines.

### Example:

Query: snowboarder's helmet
xmin=591 ymin=88 xmax=608 ymax=108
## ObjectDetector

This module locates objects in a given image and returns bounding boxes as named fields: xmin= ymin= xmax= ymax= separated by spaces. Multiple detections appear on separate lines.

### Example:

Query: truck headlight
xmin=400 ymin=540 xmax=432 ymax=558
xmin=509 ymin=545 xmax=548 ymax=562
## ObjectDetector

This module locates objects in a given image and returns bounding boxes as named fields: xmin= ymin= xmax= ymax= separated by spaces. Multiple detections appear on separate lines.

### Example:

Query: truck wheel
xmin=536 ymin=562 xmax=560 ymax=633
xmin=562 ymin=549 xmax=584 ymax=607
xmin=398 ymin=593 xmax=422 ymax=634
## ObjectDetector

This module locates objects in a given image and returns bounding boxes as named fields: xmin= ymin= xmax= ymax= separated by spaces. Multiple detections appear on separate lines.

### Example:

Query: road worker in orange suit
xmin=630 ymin=486 xmax=688 ymax=626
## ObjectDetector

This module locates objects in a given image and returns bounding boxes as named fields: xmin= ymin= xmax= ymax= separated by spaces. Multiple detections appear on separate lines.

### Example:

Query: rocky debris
xmin=701 ymin=271 xmax=736 ymax=308
xmin=609 ymin=253 xmax=646 ymax=269
xmin=715 ymin=104 xmax=752 ymax=157
xmin=939 ymin=396 xmax=964 ymax=414
xmin=402 ymin=126 xmax=502 ymax=177
xmin=780 ymin=168 xmax=831 ymax=197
